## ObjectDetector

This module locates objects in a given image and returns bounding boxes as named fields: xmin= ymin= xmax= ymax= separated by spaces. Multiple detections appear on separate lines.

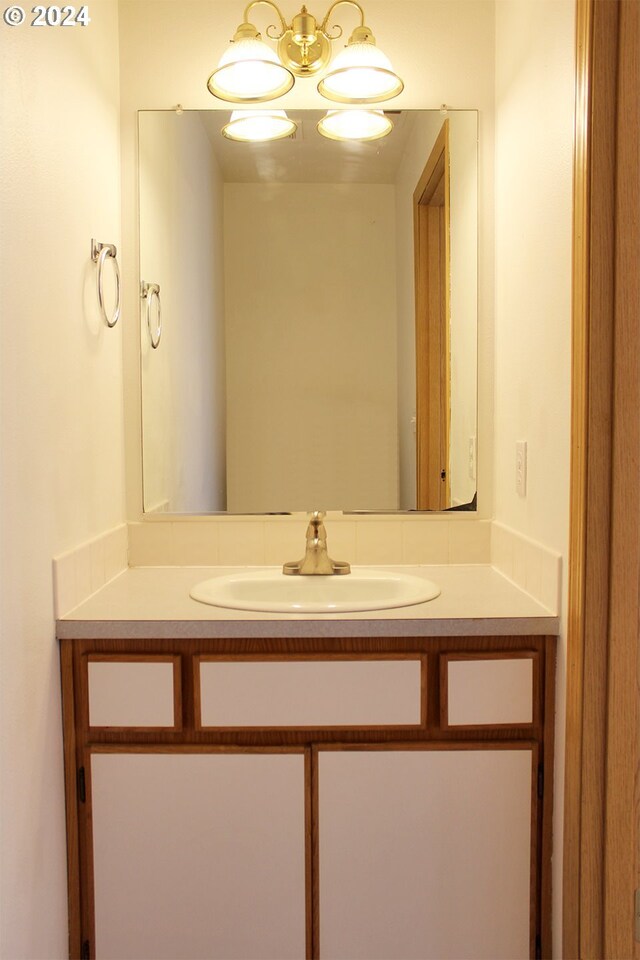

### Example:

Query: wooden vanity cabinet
xmin=60 ymin=634 xmax=555 ymax=960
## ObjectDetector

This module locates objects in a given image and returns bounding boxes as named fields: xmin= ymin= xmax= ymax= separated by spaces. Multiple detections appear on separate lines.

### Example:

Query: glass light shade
xmin=207 ymin=34 xmax=295 ymax=102
xmin=222 ymin=110 xmax=298 ymax=142
xmin=317 ymin=109 xmax=393 ymax=142
xmin=318 ymin=40 xmax=404 ymax=103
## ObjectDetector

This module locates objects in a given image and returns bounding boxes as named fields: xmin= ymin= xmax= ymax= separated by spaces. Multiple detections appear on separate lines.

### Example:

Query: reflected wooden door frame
xmin=414 ymin=120 xmax=451 ymax=510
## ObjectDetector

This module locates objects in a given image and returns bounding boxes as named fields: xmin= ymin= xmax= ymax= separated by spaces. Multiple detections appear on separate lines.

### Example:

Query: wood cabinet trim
xmin=195 ymin=652 xmax=426 ymax=662
xmin=60 ymin=640 xmax=82 ymax=960
xmin=78 ymin=746 xmax=96 ymax=960
xmin=309 ymin=747 xmax=319 ymax=960
xmin=88 ymin=743 xmax=308 ymax=755
xmin=315 ymin=738 xmax=538 ymax=753
xmin=62 ymin=633 xmax=555 ymax=960
xmin=541 ymin=628 xmax=557 ymax=958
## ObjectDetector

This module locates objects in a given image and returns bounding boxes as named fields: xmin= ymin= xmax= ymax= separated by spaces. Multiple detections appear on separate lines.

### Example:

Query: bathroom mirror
xmin=138 ymin=109 xmax=477 ymax=514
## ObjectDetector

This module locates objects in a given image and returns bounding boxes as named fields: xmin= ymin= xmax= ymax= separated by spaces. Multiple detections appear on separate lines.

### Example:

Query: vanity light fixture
xmin=207 ymin=20 xmax=294 ymax=102
xmin=316 ymin=25 xmax=403 ymax=103
xmin=207 ymin=1 xmax=403 ymax=105
xmin=317 ymin=108 xmax=393 ymax=141
xmin=222 ymin=109 xmax=298 ymax=141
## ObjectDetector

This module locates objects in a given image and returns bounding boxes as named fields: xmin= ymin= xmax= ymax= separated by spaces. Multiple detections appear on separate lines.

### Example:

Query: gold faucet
xmin=283 ymin=511 xmax=351 ymax=576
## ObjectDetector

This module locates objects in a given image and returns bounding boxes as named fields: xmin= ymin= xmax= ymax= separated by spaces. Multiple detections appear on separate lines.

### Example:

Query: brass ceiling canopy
xmin=207 ymin=0 xmax=404 ymax=104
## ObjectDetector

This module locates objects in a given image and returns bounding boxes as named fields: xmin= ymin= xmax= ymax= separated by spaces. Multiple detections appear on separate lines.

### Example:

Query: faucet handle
xmin=307 ymin=510 xmax=326 ymax=539
xmin=283 ymin=510 xmax=351 ymax=576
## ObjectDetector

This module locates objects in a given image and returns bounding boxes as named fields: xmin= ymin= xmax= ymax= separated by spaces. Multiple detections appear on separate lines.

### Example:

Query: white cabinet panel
xmin=199 ymin=659 xmax=422 ymax=727
xmin=447 ymin=657 xmax=534 ymax=725
xmin=88 ymin=660 xmax=175 ymax=727
xmin=318 ymin=747 xmax=533 ymax=960
xmin=91 ymin=752 xmax=306 ymax=959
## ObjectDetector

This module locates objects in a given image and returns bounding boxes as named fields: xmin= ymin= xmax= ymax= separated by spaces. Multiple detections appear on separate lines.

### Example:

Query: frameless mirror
xmin=138 ymin=108 xmax=477 ymax=514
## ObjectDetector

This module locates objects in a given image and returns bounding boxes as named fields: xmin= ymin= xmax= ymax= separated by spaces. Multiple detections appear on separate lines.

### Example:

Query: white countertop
xmin=57 ymin=564 xmax=558 ymax=639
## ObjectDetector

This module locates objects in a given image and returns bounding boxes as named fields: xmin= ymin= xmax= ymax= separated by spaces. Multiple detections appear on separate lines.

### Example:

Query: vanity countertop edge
xmin=56 ymin=564 xmax=559 ymax=640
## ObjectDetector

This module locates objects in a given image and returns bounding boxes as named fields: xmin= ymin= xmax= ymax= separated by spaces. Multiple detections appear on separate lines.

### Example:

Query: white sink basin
xmin=190 ymin=568 xmax=440 ymax=614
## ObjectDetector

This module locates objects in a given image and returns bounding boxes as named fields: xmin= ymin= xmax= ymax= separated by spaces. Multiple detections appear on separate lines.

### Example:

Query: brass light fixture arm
xmin=319 ymin=0 xmax=365 ymax=39
xmin=243 ymin=0 xmax=289 ymax=39
xmin=230 ymin=0 xmax=375 ymax=80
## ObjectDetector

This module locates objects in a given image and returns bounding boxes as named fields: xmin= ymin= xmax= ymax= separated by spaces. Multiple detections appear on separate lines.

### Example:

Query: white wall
xmin=139 ymin=111 xmax=226 ymax=513
xmin=118 ymin=0 xmax=496 ymax=520
xmin=493 ymin=1 xmax=575 ymax=954
xmin=224 ymin=182 xmax=398 ymax=512
xmin=0 ymin=2 xmax=125 ymax=954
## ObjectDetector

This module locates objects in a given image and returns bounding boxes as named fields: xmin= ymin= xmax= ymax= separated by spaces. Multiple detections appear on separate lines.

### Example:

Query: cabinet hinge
xmin=537 ymin=763 xmax=544 ymax=799
xmin=81 ymin=939 xmax=90 ymax=960
xmin=535 ymin=932 xmax=542 ymax=959
xmin=77 ymin=766 xmax=86 ymax=804
xmin=440 ymin=469 xmax=447 ymax=481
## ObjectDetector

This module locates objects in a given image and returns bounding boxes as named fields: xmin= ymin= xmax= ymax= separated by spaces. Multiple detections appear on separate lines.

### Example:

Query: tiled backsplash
xmin=52 ymin=523 xmax=128 ymax=618
xmin=53 ymin=517 xmax=561 ymax=618
xmin=490 ymin=521 xmax=561 ymax=613
xmin=127 ymin=515 xmax=492 ymax=568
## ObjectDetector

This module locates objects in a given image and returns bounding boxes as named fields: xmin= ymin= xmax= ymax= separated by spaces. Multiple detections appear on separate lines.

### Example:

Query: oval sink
xmin=190 ymin=568 xmax=440 ymax=614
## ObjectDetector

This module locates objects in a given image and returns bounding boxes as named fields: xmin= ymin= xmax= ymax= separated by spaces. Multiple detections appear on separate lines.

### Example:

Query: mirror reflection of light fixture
xmin=317 ymin=108 xmax=393 ymax=141
xmin=207 ymin=1 xmax=403 ymax=105
xmin=222 ymin=109 xmax=298 ymax=141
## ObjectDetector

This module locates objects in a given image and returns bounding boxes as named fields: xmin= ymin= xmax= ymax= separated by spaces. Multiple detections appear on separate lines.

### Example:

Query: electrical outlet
xmin=468 ymin=436 xmax=477 ymax=481
xmin=516 ymin=441 xmax=527 ymax=496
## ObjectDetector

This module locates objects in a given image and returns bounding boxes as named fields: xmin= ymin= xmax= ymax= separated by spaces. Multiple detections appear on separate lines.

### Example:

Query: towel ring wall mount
xmin=141 ymin=281 xmax=162 ymax=349
xmin=91 ymin=239 xmax=121 ymax=328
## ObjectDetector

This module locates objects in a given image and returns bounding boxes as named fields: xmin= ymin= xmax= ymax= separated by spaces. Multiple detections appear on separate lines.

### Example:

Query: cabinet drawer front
xmin=198 ymin=659 xmax=423 ymax=728
xmin=88 ymin=658 xmax=179 ymax=728
xmin=443 ymin=655 xmax=535 ymax=727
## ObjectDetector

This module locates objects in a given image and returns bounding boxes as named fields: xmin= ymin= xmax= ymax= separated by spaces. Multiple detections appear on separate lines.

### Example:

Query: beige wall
xmin=0 ymin=1 xmax=125 ymax=953
xmin=0 ymin=0 xmax=577 ymax=953
xmin=224 ymin=182 xmax=398 ymax=512
xmin=139 ymin=111 xmax=226 ymax=513
xmin=493 ymin=1 xmax=575 ymax=954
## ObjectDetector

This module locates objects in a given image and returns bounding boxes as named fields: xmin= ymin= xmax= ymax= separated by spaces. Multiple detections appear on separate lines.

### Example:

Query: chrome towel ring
xmin=91 ymin=239 xmax=121 ymax=328
xmin=141 ymin=281 xmax=162 ymax=349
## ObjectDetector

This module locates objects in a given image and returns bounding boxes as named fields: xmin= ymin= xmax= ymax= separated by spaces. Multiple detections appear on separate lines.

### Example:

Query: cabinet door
xmin=90 ymin=751 xmax=307 ymax=960
xmin=317 ymin=746 xmax=534 ymax=960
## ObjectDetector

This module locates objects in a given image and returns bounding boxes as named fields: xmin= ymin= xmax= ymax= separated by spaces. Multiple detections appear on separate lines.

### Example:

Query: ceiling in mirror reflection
xmin=200 ymin=110 xmax=417 ymax=183
xmin=138 ymin=109 xmax=478 ymax=516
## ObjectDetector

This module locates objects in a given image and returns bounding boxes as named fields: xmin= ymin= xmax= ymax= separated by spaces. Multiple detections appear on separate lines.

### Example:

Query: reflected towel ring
xmin=141 ymin=281 xmax=162 ymax=349
xmin=91 ymin=239 xmax=121 ymax=328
